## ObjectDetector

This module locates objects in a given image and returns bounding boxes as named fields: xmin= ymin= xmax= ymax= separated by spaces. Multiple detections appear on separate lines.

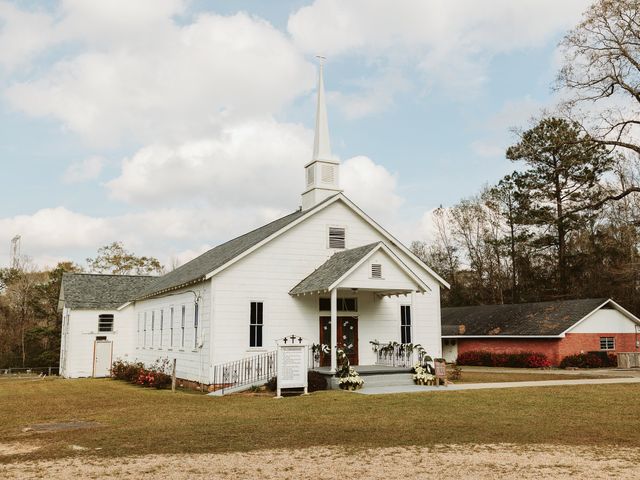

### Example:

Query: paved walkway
xmin=356 ymin=376 xmax=640 ymax=395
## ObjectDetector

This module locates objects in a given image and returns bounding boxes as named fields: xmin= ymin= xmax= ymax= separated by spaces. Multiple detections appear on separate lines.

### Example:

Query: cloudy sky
xmin=0 ymin=0 xmax=591 ymax=269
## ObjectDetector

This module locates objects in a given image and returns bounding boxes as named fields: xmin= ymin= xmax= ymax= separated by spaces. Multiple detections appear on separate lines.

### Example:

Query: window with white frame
xmin=151 ymin=311 xmax=155 ymax=347
xmin=143 ymin=312 xmax=147 ymax=347
xmin=98 ymin=314 xmax=114 ymax=332
xmin=194 ymin=302 xmax=199 ymax=349
xmin=400 ymin=305 xmax=412 ymax=344
xmin=328 ymin=226 xmax=345 ymax=249
xmin=137 ymin=313 xmax=141 ymax=346
xmin=181 ymin=305 xmax=186 ymax=348
xmin=170 ymin=306 xmax=174 ymax=348
xmin=159 ymin=309 xmax=164 ymax=348
xmin=600 ymin=336 xmax=615 ymax=350
xmin=250 ymin=302 xmax=263 ymax=348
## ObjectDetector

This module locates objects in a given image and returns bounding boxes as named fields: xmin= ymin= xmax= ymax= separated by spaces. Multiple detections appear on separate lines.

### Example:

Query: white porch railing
xmin=373 ymin=342 xmax=428 ymax=368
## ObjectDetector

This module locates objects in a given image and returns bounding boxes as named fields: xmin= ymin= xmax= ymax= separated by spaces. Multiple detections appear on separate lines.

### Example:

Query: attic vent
xmin=306 ymin=165 xmax=314 ymax=186
xmin=321 ymin=164 xmax=335 ymax=183
xmin=371 ymin=263 xmax=382 ymax=278
xmin=328 ymin=227 xmax=345 ymax=249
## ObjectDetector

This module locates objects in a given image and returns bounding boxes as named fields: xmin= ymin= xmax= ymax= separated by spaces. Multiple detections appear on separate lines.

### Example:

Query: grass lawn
xmin=2 ymin=377 xmax=640 ymax=463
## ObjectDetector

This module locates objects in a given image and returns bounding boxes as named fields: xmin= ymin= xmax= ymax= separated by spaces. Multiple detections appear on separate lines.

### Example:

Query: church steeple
xmin=312 ymin=59 xmax=332 ymax=161
xmin=302 ymin=58 xmax=341 ymax=210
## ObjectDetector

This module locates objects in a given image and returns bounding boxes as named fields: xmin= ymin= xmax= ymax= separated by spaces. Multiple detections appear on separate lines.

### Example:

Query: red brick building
xmin=441 ymin=298 xmax=640 ymax=366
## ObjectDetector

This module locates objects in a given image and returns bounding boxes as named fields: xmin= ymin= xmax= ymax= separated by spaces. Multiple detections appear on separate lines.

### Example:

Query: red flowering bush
xmin=457 ymin=351 xmax=551 ymax=368
xmin=111 ymin=358 xmax=172 ymax=389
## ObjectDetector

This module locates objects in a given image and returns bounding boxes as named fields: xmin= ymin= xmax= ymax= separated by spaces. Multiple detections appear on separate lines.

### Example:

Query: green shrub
xmin=560 ymin=352 xmax=617 ymax=369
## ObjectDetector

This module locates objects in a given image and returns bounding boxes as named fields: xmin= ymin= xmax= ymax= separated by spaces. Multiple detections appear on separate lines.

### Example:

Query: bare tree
xmin=558 ymin=1 xmax=640 ymax=177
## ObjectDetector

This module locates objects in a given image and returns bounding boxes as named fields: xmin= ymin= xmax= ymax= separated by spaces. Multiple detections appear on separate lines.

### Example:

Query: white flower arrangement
xmin=339 ymin=367 xmax=364 ymax=390
xmin=412 ymin=363 xmax=435 ymax=386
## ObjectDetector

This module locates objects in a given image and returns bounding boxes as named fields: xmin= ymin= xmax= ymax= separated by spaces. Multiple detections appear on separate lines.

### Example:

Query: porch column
xmin=330 ymin=288 xmax=337 ymax=373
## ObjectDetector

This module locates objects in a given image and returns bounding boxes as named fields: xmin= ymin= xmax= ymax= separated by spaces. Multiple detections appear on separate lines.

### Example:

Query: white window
xmin=98 ymin=314 xmax=114 ymax=332
xmin=194 ymin=303 xmax=199 ymax=349
xmin=181 ymin=305 xmax=186 ymax=348
xmin=151 ymin=311 xmax=155 ymax=347
xmin=137 ymin=313 xmax=141 ymax=346
xmin=250 ymin=302 xmax=263 ymax=348
xmin=328 ymin=226 xmax=345 ymax=249
xmin=170 ymin=307 xmax=174 ymax=348
xmin=600 ymin=337 xmax=615 ymax=350
xmin=143 ymin=312 xmax=147 ymax=347
xmin=400 ymin=305 xmax=411 ymax=344
xmin=159 ymin=309 xmax=164 ymax=348
xmin=371 ymin=263 xmax=382 ymax=279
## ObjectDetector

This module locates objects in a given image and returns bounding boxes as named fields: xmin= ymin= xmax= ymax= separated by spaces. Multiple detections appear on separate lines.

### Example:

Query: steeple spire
xmin=301 ymin=58 xmax=341 ymax=211
xmin=312 ymin=56 xmax=332 ymax=161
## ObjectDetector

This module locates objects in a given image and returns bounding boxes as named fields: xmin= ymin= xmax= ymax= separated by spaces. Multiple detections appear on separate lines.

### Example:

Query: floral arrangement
xmin=338 ymin=366 xmax=364 ymax=390
xmin=336 ymin=348 xmax=364 ymax=390
xmin=412 ymin=363 xmax=435 ymax=385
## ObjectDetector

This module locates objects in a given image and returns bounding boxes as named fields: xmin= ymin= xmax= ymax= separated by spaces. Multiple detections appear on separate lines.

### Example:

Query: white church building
xmin=58 ymin=65 xmax=449 ymax=387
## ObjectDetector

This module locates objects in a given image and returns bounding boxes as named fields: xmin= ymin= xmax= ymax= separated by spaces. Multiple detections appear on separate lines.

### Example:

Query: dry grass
xmin=1 ymin=377 xmax=640 ymax=464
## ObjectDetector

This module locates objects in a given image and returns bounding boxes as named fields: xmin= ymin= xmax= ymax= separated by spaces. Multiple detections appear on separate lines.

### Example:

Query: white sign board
xmin=277 ymin=344 xmax=308 ymax=397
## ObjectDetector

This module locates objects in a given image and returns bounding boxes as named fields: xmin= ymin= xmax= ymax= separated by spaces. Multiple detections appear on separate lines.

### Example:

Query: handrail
xmin=211 ymin=350 xmax=277 ymax=394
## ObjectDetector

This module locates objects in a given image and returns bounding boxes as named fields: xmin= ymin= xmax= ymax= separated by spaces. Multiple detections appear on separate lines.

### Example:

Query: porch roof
xmin=289 ymin=241 xmax=429 ymax=296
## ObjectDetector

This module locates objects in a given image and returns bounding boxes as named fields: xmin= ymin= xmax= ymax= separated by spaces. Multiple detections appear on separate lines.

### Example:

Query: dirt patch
xmin=22 ymin=421 xmax=101 ymax=433
xmin=0 ymin=443 xmax=41 ymax=456
xmin=1 ymin=444 xmax=639 ymax=479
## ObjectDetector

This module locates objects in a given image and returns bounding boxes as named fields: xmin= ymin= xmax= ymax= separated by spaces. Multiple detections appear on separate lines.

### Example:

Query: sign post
xmin=434 ymin=359 xmax=447 ymax=387
xmin=276 ymin=335 xmax=308 ymax=398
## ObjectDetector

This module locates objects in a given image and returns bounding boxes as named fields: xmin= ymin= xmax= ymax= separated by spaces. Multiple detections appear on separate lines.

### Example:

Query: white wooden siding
xmin=211 ymin=200 xmax=442 ymax=367
xmin=60 ymin=306 xmax=136 ymax=378
xmin=568 ymin=308 xmax=639 ymax=334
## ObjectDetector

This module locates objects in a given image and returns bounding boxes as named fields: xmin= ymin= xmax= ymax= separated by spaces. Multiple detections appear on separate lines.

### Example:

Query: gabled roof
xmin=61 ymin=273 xmax=156 ymax=310
xmin=289 ymin=241 xmax=430 ymax=295
xmin=441 ymin=298 xmax=623 ymax=337
xmin=289 ymin=243 xmax=379 ymax=295
xmin=135 ymin=192 xmax=449 ymax=301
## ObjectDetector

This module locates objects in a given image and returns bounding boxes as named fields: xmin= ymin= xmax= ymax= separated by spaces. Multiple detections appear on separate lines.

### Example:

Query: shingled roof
xmin=289 ymin=242 xmax=380 ymax=295
xmin=137 ymin=208 xmax=310 ymax=299
xmin=61 ymin=273 xmax=157 ymax=310
xmin=441 ymin=298 xmax=617 ymax=337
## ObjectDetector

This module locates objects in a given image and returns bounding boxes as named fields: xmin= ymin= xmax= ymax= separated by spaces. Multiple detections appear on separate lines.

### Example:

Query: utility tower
xmin=10 ymin=235 xmax=21 ymax=269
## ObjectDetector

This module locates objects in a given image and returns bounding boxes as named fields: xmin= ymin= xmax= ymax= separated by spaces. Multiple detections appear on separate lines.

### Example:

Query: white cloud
xmin=341 ymin=156 xmax=403 ymax=221
xmin=289 ymin=0 xmax=590 ymax=97
xmin=330 ymin=69 xmax=410 ymax=119
xmin=0 ymin=1 xmax=59 ymax=71
xmin=62 ymin=156 xmax=105 ymax=183
xmin=4 ymin=5 xmax=314 ymax=146
xmin=0 ymin=205 xmax=293 ymax=269
xmin=106 ymin=120 xmax=312 ymax=208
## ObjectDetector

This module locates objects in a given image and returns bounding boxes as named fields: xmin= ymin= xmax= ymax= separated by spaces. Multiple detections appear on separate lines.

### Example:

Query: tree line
xmin=411 ymin=0 xmax=640 ymax=313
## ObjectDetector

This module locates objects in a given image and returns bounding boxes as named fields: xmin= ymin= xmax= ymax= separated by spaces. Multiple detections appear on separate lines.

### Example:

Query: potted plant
xmin=412 ymin=363 xmax=435 ymax=386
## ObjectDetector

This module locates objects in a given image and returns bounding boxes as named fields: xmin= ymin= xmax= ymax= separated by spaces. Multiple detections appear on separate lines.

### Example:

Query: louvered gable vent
xmin=328 ymin=227 xmax=345 ymax=249
xmin=371 ymin=263 xmax=382 ymax=278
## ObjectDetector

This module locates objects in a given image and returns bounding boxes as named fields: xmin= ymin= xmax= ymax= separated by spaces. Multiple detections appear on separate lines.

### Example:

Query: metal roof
xmin=61 ymin=273 xmax=157 ymax=310
xmin=441 ymin=298 xmax=614 ymax=337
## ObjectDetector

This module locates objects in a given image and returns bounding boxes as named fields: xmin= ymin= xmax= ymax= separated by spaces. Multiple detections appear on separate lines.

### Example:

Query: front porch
xmin=289 ymin=241 xmax=431 ymax=374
